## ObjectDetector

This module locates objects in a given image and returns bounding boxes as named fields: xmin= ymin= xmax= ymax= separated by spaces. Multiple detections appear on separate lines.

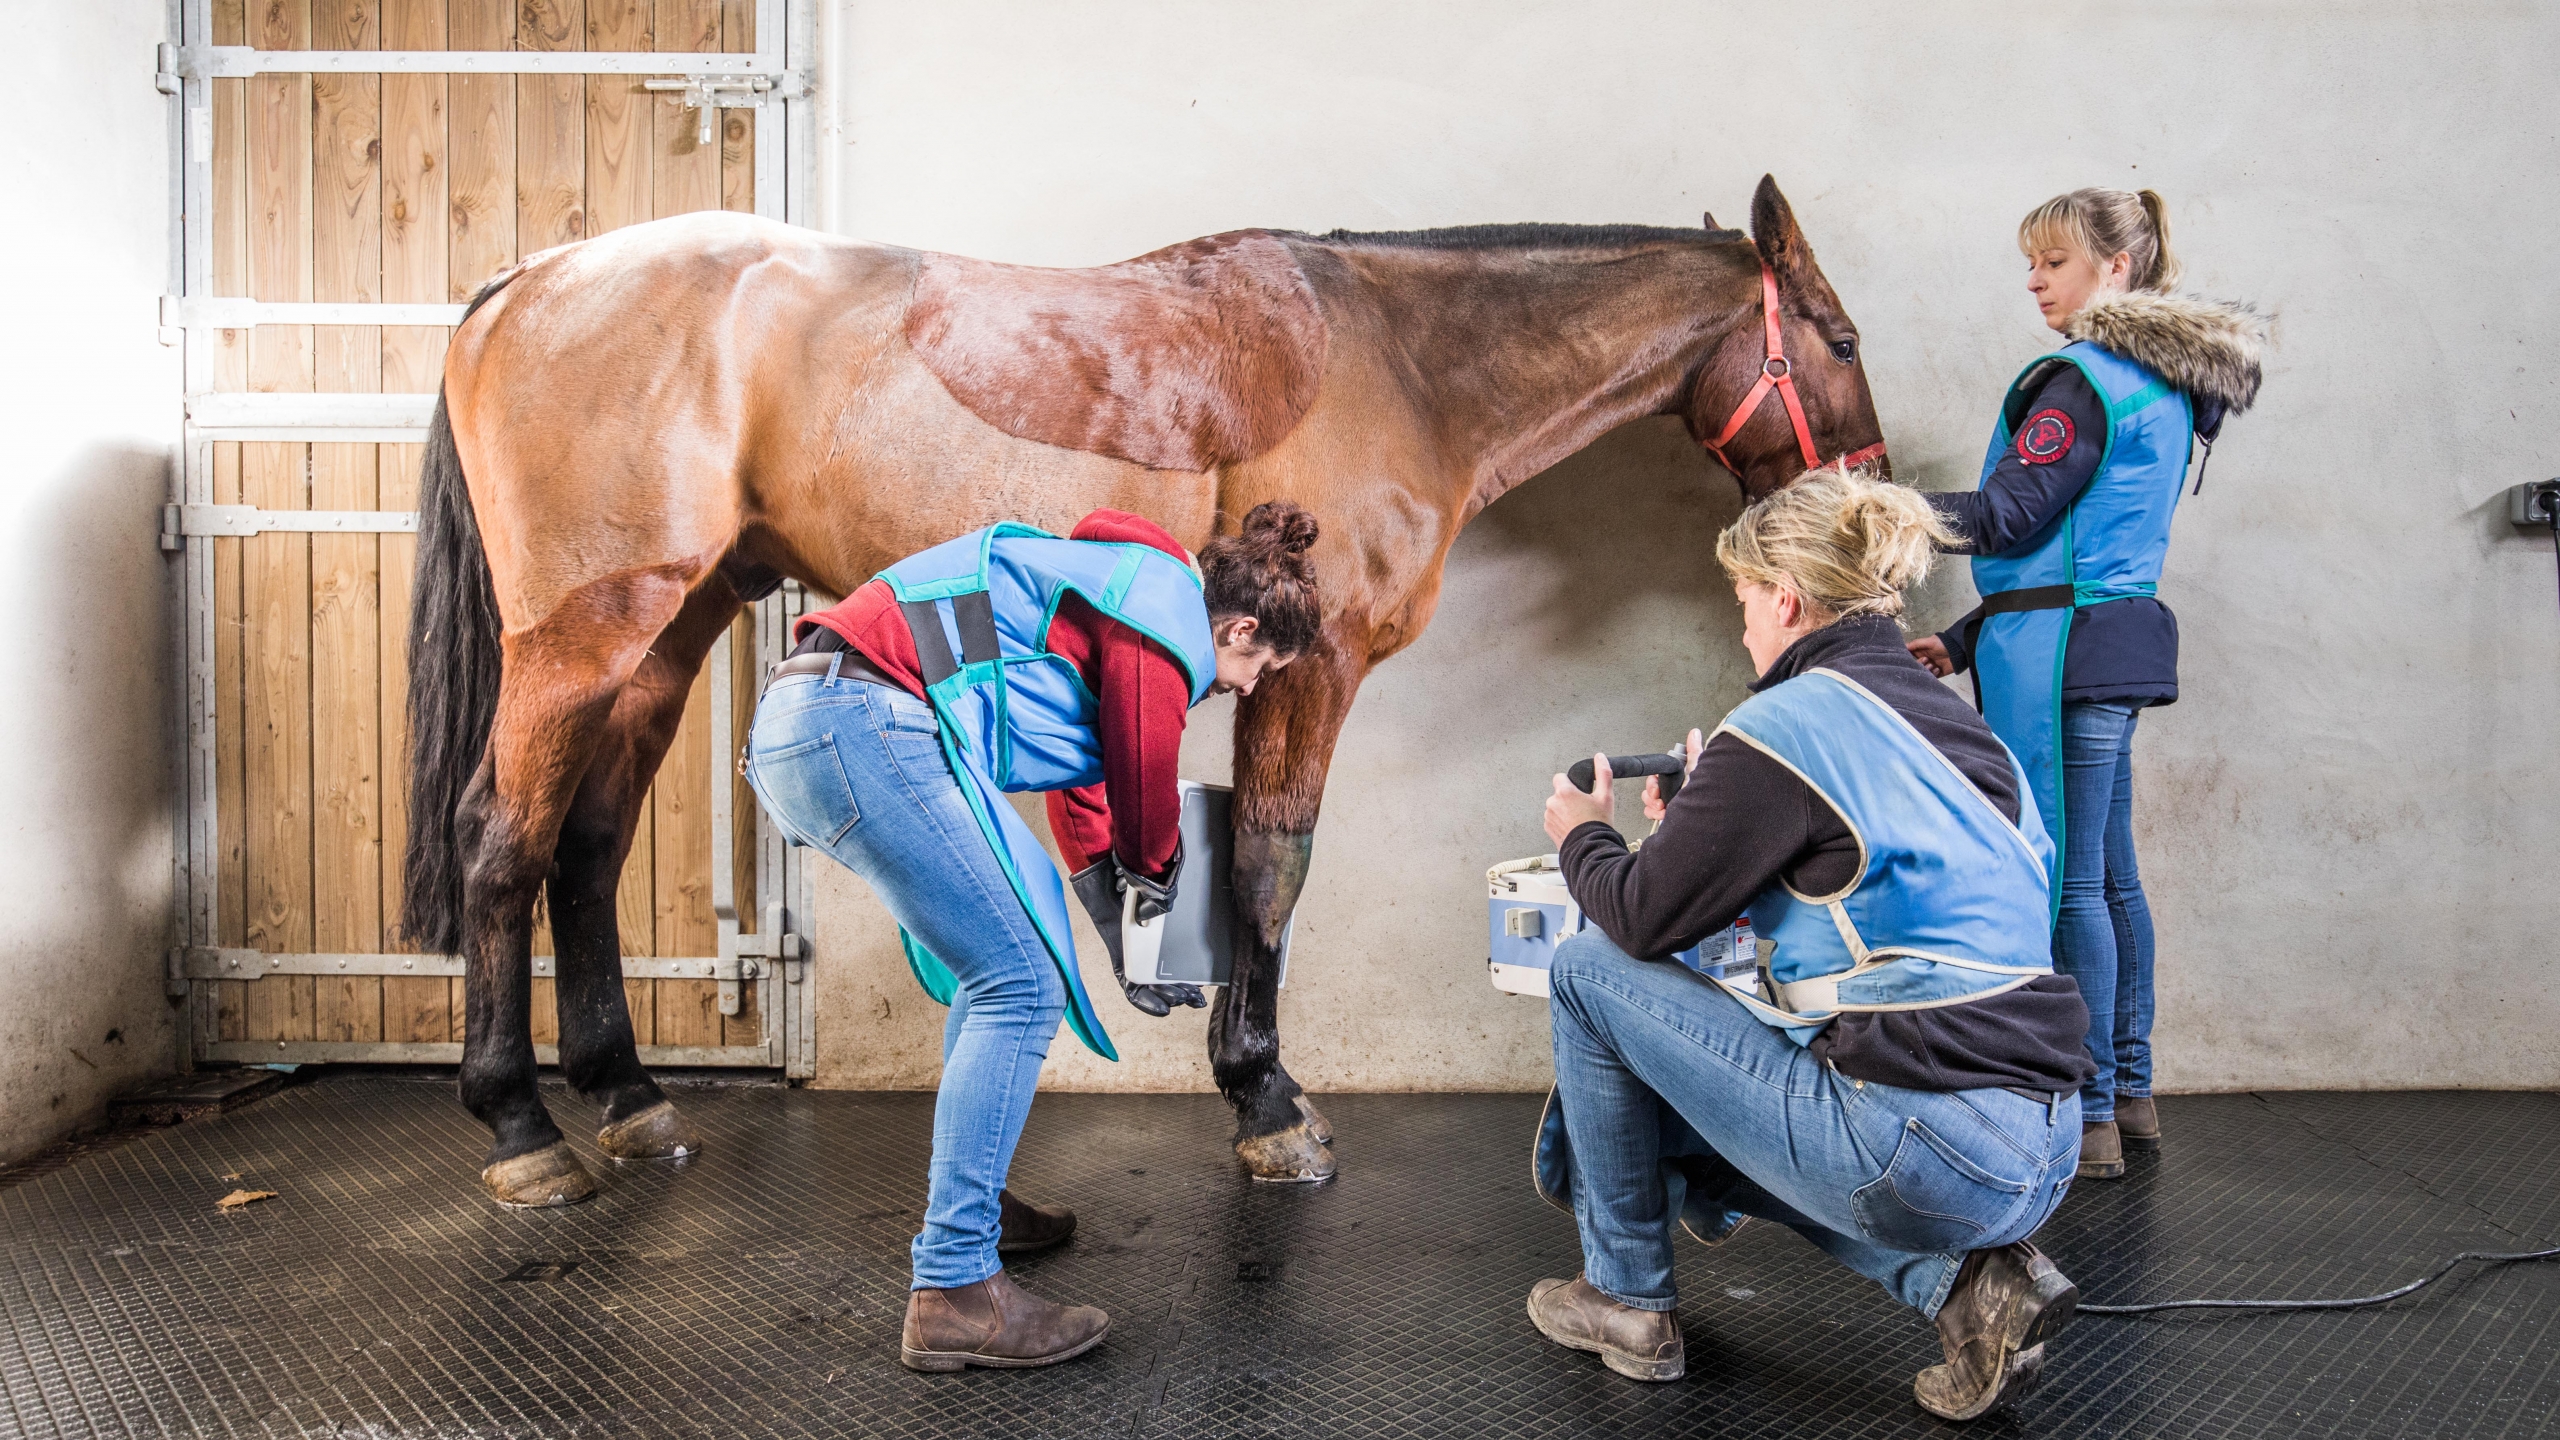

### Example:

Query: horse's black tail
xmin=398 ymin=390 xmax=503 ymax=957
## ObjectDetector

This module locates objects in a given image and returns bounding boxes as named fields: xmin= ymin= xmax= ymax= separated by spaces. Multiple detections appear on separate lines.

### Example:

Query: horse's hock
xmin=178 ymin=0 xmax=799 ymax=1078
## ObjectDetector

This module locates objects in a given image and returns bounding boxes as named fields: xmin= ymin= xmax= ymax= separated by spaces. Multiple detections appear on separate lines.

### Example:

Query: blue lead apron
xmin=879 ymin=523 xmax=1217 ymax=1061
xmin=1534 ymin=667 xmax=2055 ymax=1232
xmin=1966 ymin=341 xmax=2194 ymax=913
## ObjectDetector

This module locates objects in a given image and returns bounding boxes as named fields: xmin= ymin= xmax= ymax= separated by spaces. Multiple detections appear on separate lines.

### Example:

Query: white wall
xmin=0 ymin=3 xmax=182 ymax=1157
xmin=807 ymin=1 xmax=2560 ymax=1093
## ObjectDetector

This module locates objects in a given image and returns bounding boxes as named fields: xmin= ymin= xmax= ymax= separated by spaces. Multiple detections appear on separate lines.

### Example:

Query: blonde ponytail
xmin=1713 ymin=466 xmax=1954 ymax=621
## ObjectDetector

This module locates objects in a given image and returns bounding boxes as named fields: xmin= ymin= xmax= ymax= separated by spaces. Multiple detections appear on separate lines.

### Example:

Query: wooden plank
xmin=719 ymin=0 xmax=753 ymax=217
xmin=247 ymin=1 xmax=313 ymax=396
xmin=310 ymin=0 xmax=384 ymax=1046
xmin=242 ymin=444 xmax=315 ymax=1043
xmin=447 ymin=0 xmax=516 ymax=301
xmin=378 ymin=436 xmax=448 ymax=1041
xmin=724 ymin=612 xmax=759 ymax=1046
xmin=621 ymin=802 xmax=656 ymax=1044
xmin=653 ymin=665 xmax=718 ymax=1047
xmin=585 ymin=0 xmax=651 ymax=236
xmin=519 ymin=1 xmax=586 ymax=253
xmin=380 ymin=0 xmax=447 ymax=394
xmin=309 ymin=0 xmax=378 ymax=397
xmin=651 ymin=0 xmax=723 ymax=219
xmin=211 ymin=11 xmax=250 ymax=1044
xmin=310 ymin=440 xmax=382 ymax=1042
xmin=214 ymin=446 xmax=248 ymax=1042
xmin=242 ymin=1 xmax=316 ymax=1044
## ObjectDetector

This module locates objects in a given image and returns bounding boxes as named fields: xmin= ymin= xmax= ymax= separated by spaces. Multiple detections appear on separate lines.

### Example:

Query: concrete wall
xmin=805 ymin=1 xmax=2560 ymax=1093
xmin=0 ymin=4 xmax=182 ymax=1157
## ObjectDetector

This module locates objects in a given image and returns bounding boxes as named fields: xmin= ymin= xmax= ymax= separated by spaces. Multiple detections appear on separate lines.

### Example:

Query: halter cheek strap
xmin=1700 ymin=263 xmax=1891 ymax=477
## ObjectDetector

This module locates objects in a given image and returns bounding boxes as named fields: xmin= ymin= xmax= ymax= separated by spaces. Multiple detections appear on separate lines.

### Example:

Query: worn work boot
xmin=900 ymin=1270 xmax=1110 ymax=1372
xmin=1914 ymin=1240 xmax=2079 ymax=1421
xmin=2077 ymin=1119 xmax=2125 ymax=1180
xmin=2115 ymin=1095 xmax=2161 ymax=1151
xmin=996 ymin=1189 xmax=1077 ymax=1254
xmin=1526 ymin=1276 xmax=1684 ymax=1382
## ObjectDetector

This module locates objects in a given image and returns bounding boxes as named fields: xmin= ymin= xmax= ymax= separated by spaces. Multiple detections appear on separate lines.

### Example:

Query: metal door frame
xmin=157 ymin=0 xmax=819 ymax=1077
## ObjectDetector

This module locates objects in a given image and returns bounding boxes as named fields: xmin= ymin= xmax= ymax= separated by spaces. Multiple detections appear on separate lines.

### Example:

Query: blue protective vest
xmin=1712 ymin=667 xmax=2057 ymax=1046
xmin=1968 ymin=341 xmax=2193 ymax=910
xmin=878 ymin=523 xmax=1218 ymax=1061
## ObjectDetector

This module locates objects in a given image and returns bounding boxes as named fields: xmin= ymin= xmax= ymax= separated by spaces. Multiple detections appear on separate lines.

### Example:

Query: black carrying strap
xmin=1952 ymin=584 xmax=2076 ymax=659
xmin=899 ymin=591 xmax=1004 ymax=688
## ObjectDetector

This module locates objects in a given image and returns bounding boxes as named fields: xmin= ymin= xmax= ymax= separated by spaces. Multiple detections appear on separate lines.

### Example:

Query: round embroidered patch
xmin=2016 ymin=409 xmax=2076 ymax=464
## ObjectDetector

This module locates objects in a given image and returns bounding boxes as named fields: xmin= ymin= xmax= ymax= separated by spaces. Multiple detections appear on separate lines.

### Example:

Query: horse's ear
xmin=1750 ymin=175 xmax=1814 ymax=289
xmin=1702 ymin=210 xmax=1720 ymax=232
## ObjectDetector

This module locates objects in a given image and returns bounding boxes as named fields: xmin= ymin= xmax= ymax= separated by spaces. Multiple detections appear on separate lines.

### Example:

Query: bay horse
xmin=403 ymin=174 xmax=1887 ymax=1206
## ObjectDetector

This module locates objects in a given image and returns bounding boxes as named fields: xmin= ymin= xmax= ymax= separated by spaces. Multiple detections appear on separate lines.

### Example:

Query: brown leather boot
xmin=2076 ymin=1119 xmax=2125 ymax=1180
xmin=1526 ymin=1276 xmax=1683 ymax=1381
xmin=899 ymin=1271 xmax=1109 ymax=1372
xmin=2115 ymin=1095 xmax=2161 ymax=1151
xmin=1914 ymin=1240 xmax=2078 ymax=1421
xmin=996 ymin=1189 xmax=1076 ymax=1254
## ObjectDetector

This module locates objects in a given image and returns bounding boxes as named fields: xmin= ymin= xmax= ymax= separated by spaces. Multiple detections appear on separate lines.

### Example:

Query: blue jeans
xmin=2054 ymin=702 xmax=2157 ymax=1121
xmin=744 ymin=671 xmax=1066 ymax=1291
xmin=1548 ymin=931 xmax=2080 ymax=1316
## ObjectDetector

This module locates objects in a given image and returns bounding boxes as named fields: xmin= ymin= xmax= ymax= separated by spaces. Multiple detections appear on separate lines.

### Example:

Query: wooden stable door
xmin=172 ymin=0 xmax=810 ymax=1071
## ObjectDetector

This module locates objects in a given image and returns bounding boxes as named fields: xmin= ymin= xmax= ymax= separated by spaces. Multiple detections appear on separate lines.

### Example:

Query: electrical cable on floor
xmin=2080 ymin=1245 xmax=2560 ymax=1316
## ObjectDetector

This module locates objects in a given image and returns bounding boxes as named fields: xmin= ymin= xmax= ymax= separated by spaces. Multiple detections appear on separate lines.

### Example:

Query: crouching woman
xmin=1529 ymin=470 xmax=2096 ymax=1421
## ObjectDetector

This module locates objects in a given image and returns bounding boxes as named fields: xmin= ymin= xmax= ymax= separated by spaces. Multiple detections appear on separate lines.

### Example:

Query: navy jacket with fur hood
xmin=1931 ymin=291 xmax=2269 ymax=707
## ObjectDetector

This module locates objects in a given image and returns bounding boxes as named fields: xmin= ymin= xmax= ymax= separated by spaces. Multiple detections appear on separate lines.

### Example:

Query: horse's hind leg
xmin=459 ymin=563 xmax=696 ymax=1207
xmin=549 ymin=578 xmax=745 ymax=1163
xmin=1216 ymin=640 xmax=1363 ymax=1183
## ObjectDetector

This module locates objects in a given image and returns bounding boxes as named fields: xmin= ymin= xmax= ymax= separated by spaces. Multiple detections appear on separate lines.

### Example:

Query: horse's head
xmin=1681 ymin=175 xmax=1888 ymax=499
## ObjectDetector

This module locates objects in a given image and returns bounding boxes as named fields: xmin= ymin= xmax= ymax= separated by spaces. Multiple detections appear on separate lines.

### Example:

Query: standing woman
xmin=747 ymin=502 xmax=1321 ymax=1371
xmin=1908 ymin=189 xmax=2266 ymax=1178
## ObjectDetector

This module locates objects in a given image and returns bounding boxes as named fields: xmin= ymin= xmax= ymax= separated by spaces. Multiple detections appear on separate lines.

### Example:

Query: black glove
xmin=1067 ymin=860 xmax=1205 ymax=1017
xmin=1122 ymin=841 xmax=1181 ymax=925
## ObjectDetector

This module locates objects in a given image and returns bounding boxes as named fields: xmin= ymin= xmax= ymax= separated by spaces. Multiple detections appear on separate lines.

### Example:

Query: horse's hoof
xmin=1293 ymin=1093 xmax=1334 ymax=1146
xmin=1237 ymin=1123 xmax=1336 ymax=1185
xmin=481 ymin=1141 xmax=597 ymax=1208
xmin=595 ymin=1100 xmax=704 ymax=1162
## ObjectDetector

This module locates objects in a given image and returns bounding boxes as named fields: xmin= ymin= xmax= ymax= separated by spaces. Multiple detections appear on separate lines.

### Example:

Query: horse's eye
xmin=1829 ymin=338 xmax=1857 ymax=364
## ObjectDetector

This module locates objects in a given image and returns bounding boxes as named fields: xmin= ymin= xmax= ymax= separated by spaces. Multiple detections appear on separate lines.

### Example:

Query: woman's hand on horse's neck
xmin=1328 ymin=239 xmax=1760 ymax=519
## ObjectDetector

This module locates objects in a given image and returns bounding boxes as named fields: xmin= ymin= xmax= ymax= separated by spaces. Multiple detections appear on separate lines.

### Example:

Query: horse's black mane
xmin=1303 ymin=222 xmax=1744 ymax=250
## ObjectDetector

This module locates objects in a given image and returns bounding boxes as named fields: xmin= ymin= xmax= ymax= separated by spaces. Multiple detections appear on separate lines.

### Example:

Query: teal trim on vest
xmin=1968 ymin=341 xmax=2193 ymax=905
xmin=1712 ymin=669 xmax=2055 ymax=1047
xmin=873 ymin=524 xmax=1220 ymax=1061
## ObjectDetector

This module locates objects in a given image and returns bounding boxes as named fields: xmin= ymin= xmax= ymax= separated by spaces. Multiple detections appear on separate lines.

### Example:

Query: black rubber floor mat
xmin=0 ymin=1080 xmax=2552 ymax=1438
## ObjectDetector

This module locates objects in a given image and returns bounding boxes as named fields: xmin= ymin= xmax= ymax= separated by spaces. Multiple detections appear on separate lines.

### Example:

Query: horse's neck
xmin=1335 ymin=241 xmax=1757 ymax=517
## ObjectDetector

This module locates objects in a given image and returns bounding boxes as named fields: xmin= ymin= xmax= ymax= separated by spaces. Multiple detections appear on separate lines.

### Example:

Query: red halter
xmin=1699 ymin=263 xmax=1890 ymax=477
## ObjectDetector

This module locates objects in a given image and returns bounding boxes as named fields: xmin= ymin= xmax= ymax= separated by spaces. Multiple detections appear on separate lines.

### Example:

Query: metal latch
xmin=643 ymin=74 xmax=776 ymax=146
xmin=720 ymin=902 xmax=802 ymax=1015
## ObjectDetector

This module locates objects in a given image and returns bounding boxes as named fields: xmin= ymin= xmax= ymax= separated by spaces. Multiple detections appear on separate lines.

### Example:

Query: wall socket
xmin=2509 ymin=479 xmax=2560 ymax=527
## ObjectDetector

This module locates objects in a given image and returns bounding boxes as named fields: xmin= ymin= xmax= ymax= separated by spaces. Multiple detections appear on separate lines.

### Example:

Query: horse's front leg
xmin=1216 ymin=641 xmax=1363 ymax=1182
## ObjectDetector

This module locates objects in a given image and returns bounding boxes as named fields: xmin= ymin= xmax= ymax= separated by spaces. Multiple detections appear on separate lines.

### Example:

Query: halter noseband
xmin=1698 ymin=263 xmax=1890 ymax=477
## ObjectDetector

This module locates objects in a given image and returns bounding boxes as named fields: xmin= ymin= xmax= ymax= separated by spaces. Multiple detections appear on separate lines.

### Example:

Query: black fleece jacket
xmin=1927 ymin=364 xmax=2198 ymax=709
xmin=1560 ymin=615 xmax=2096 ymax=1095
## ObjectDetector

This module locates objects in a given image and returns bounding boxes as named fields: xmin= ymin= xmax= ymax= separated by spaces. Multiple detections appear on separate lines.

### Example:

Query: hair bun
xmin=1244 ymin=500 xmax=1320 ymax=556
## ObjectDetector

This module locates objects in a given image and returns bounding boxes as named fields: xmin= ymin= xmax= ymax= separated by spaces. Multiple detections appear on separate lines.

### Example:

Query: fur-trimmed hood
xmin=2064 ymin=291 xmax=2269 ymax=415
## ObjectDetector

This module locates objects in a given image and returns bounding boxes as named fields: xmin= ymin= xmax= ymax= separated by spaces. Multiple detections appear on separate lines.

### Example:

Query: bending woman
xmin=1532 ymin=470 xmax=2095 ymax=1422
xmin=747 ymin=503 xmax=1321 ymax=1372
xmin=1908 ymin=188 xmax=2265 ymax=1177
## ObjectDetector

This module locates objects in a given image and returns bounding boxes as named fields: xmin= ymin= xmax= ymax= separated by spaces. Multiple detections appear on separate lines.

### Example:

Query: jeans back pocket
xmin=1850 ymin=1116 xmax=2035 ymax=1255
xmin=745 ymin=732 xmax=862 ymax=847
